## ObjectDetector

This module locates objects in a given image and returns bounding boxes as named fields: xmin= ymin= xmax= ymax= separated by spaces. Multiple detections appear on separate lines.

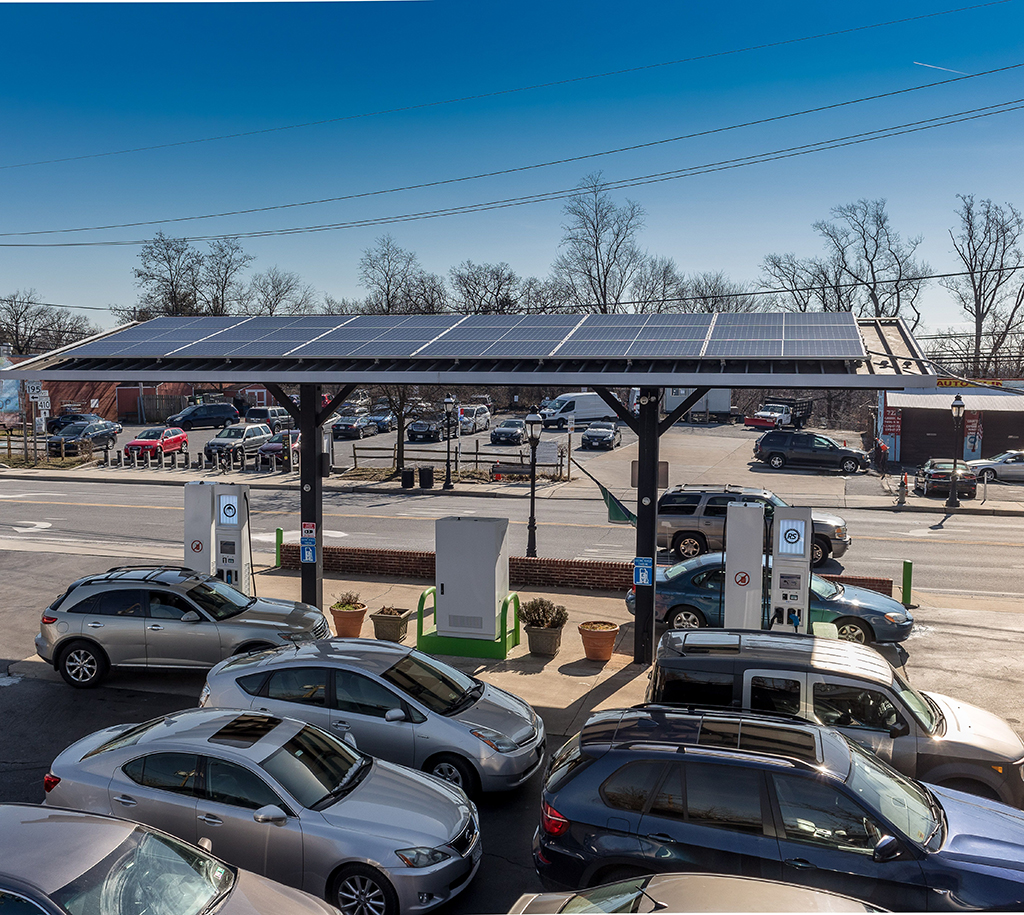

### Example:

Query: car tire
xmin=57 ymin=640 xmax=109 ymax=688
xmin=841 ymin=457 xmax=859 ymax=474
xmin=331 ymin=864 xmax=399 ymax=915
xmin=107 ymin=437 xmax=116 ymax=449
xmin=222 ymin=419 xmax=231 ymax=428
xmin=673 ymin=532 xmax=706 ymax=561
xmin=833 ymin=617 xmax=874 ymax=644
xmin=811 ymin=537 xmax=830 ymax=568
xmin=181 ymin=421 xmax=192 ymax=431
xmin=426 ymin=753 xmax=479 ymax=796
xmin=557 ymin=418 xmax=567 ymax=430
xmin=180 ymin=441 xmax=188 ymax=454
xmin=938 ymin=778 xmax=1000 ymax=801
xmin=768 ymin=453 xmax=786 ymax=470
xmin=980 ymin=469 xmax=996 ymax=483
xmin=668 ymin=606 xmax=706 ymax=629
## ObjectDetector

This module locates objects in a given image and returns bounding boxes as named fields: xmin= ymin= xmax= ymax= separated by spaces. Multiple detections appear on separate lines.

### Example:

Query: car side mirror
xmin=889 ymin=718 xmax=911 ymax=739
xmin=873 ymin=835 xmax=900 ymax=863
xmin=253 ymin=804 xmax=288 ymax=825
xmin=385 ymin=708 xmax=406 ymax=723
xmin=180 ymin=610 xmax=201 ymax=622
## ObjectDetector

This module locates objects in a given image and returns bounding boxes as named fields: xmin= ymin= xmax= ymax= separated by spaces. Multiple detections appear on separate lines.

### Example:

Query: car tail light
xmin=541 ymin=802 xmax=569 ymax=836
xmin=43 ymin=773 xmax=60 ymax=793
xmin=41 ymin=614 xmax=57 ymax=625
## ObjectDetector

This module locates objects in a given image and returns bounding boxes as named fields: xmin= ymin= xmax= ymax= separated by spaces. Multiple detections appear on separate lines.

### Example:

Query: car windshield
xmin=844 ymin=737 xmax=941 ymax=850
xmin=892 ymin=668 xmax=940 ymax=735
xmin=216 ymin=427 xmax=245 ymax=440
xmin=558 ymin=877 xmax=654 ymax=913
xmin=381 ymin=650 xmax=477 ymax=714
xmin=51 ymin=827 xmax=235 ymax=915
xmin=547 ymin=398 xmax=569 ymax=411
xmin=61 ymin=423 xmax=88 ymax=435
xmin=268 ymin=433 xmax=287 ymax=444
xmin=589 ymin=423 xmax=614 ymax=431
xmin=137 ymin=430 xmax=161 ymax=440
xmin=185 ymin=578 xmax=252 ymax=620
xmin=500 ymin=421 xmax=524 ymax=429
xmin=260 ymin=724 xmax=366 ymax=809
xmin=809 ymin=575 xmax=842 ymax=600
xmin=929 ymin=461 xmax=956 ymax=470
xmin=663 ymin=558 xmax=703 ymax=581
xmin=987 ymin=451 xmax=1016 ymax=462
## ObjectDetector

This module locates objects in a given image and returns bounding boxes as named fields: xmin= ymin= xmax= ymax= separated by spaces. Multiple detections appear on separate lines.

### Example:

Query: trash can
xmin=419 ymin=466 xmax=434 ymax=489
xmin=401 ymin=468 xmax=415 ymax=489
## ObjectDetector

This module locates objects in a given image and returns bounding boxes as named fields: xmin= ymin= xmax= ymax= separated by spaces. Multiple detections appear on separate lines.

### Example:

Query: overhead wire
xmin=0 ymin=0 xmax=1012 ymax=172
xmin=3 ymin=62 xmax=1021 ymax=239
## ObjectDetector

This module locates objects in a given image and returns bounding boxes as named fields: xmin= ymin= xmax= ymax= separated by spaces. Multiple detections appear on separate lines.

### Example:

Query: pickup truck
xmin=743 ymin=398 xmax=812 ymax=430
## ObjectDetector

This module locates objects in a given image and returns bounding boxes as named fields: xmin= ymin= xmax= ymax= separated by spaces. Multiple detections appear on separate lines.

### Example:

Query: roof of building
xmin=887 ymin=387 xmax=1024 ymax=411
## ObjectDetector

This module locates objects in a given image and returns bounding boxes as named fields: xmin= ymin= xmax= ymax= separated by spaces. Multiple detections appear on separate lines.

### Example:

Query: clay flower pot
xmin=330 ymin=603 xmax=367 ymax=638
xmin=578 ymin=620 xmax=619 ymax=662
xmin=524 ymin=625 xmax=563 ymax=658
xmin=370 ymin=607 xmax=414 ymax=642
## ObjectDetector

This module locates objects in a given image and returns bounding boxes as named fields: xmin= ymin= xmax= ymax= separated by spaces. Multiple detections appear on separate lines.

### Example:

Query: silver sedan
xmin=967 ymin=450 xmax=1024 ymax=483
xmin=44 ymin=708 xmax=481 ymax=915
xmin=200 ymin=639 xmax=546 ymax=795
xmin=0 ymin=803 xmax=339 ymax=915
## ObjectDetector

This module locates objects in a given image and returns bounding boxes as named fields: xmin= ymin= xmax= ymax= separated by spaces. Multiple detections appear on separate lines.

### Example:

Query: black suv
xmin=165 ymin=402 xmax=240 ymax=431
xmin=533 ymin=706 xmax=1024 ymax=911
xmin=46 ymin=413 xmax=101 ymax=435
xmin=47 ymin=421 xmax=119 ymax=455
xmin=753 ymin=431 xmax=869 ymax=474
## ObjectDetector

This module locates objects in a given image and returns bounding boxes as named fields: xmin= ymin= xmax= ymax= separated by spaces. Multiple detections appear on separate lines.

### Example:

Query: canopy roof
xmin=5 ymin=312 xmax=935 ymax=389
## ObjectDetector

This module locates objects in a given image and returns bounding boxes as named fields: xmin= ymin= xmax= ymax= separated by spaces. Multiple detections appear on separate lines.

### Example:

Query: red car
xmin=123 ymin=426 xmax=188 ymax=457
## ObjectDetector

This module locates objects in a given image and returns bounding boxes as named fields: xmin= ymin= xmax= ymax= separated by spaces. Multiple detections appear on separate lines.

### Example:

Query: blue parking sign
xmin=633 ymin=556 xmax=653 ymax=587
xmin=301 ymin=544 xmax=317 ymax=564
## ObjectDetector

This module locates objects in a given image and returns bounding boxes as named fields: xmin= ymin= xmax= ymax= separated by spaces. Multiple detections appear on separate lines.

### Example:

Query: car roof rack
xmin=630 ymin=702 xmax=806 ymax=725
xmin=102 ymin=565 xmax=199 ymax=581
xmin=674 ymin=483 xmax=761 ymax=494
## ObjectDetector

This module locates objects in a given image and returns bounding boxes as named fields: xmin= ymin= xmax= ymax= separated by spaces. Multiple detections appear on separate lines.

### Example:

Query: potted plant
xmin=520 ymin=598 xmax=569 ymax=658
xmin=370 ymin=605 xmax=414 ymax=642
xmin=329 ymin=591 xmax=367 ymax=638
xmin=578 ymin=620 xmax=620 ymax=661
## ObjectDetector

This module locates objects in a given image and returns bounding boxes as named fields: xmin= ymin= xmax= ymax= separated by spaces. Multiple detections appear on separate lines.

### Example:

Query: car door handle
xmin=148 ymin=625 xmax=164 ymax=631
xmin=784 ymin=858 xmax=817 ymax=870
xmin=113 ymin=795 xmax=137 ymax=807
xmin=332 ymin=721 xmax=350 ymax=730
xmin=87 ymin=622 xmax=104 ymax=628
xmin=648 ymin=834 xmax=675 ymax=843
xmin=197 ymin=814 xmax=223 ymax=826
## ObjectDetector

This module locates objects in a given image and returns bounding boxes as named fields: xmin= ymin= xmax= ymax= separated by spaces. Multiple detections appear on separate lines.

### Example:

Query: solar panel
xmin=480 ymin=341 xmax=558 ymax=358
xmin=783 ymin=339 xmax=865 ymax=358
xmin=715 ymin=313 xmax=785 ymax=327
xmin=627 ymin=340 xmax=704 ymax=358
xmin=554 ymin=341 xmax=637 ymax=358
xmin=705 ymin=339 xmax=784 ymax=358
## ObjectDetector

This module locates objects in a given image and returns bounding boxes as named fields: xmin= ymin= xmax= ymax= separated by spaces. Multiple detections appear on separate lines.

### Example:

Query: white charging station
xmin=723 ymin=501 xmax=766 ymax=630
xmin=183 ymin=482 xmax=252 ymax=594
xmin=769 ymin=506 xmax=813 ymax=633
xmin=434 ymin=517 xmax=509 ymax=640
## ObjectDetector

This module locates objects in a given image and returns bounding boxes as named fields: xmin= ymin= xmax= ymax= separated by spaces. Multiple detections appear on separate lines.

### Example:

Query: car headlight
xmin=834 ymin=526 xmax=847 ymax=539
xmin=471 ymin=727 xmax=518 ymax=753
xmin=279 ymin=631 xmax=312 ymax=642
xmin=884 ymin=611 xmax=907 ymax=624
xmin=395 ymin=847 xmax=451 ymax=868
xmin=199 ymin=684 xmax=210 ymax=707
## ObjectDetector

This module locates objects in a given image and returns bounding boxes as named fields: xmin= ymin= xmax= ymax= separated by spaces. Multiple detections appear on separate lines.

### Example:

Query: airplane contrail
xmin=914 ymin=61 xmax=969 ymax=75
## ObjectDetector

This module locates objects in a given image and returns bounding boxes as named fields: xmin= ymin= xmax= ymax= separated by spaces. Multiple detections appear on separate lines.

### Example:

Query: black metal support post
xmin=633 ymin=386 xmax=661 ymax=665
xmin=298 ymin=384 xmax=324 ymax=610
xmin=946 ymin=414 xmax=963 ymax=509
xmin=444 ymin=415 xmax=454 ymax=490
xmin=527 ymin=437 xmax=539 ymax=557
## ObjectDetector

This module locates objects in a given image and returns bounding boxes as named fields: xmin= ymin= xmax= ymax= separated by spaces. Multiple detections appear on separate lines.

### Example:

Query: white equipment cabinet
xmin=434 ymin=517 xmax=509 ymax=640
xmin=723 ymin=501 xmax=766 ymax=630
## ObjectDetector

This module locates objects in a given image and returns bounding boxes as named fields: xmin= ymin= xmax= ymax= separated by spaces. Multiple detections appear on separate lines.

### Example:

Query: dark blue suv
xmin=534 ymin=706 xmax=1024 ymax=911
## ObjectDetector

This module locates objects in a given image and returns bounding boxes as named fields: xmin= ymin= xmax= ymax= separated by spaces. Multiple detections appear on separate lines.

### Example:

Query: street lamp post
xmin=525 ymin=413 xmax=542 ymax=557
xmin=443 ymin=395 xmax=455 ymax=490
xmin=946 ymin=394 xmax=965 ymax=509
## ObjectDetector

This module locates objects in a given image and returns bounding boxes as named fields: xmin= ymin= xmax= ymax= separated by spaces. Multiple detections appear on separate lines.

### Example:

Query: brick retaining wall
xmin=281 ymin=545 xmax=893 ymax=597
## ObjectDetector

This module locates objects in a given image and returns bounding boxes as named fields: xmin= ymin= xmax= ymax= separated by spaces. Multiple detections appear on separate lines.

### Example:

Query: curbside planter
xmin=578 ymin=621 xmax=619 ymax=662
xmin=330 ymin=603 xmax=367 ymax=637
xmin=369 ymin=607 xmax=414 ymax=642
xmin=524 ymin=625 xmax=562 ymax=658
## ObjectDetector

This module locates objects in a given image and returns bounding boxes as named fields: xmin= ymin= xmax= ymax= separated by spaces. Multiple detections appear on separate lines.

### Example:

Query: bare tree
xmin=0 ymin=289 xmax=97 ymax=354
xmin=358 ymin=235 xmax=428 ymax=315
xmin=249 ymin=266 xmax=320 ymax=315
xmin=760 ymin=252 xmax=858 ymax=314
xmin=940 ymin=194 xmax=1024 ymax=377
xmin=629 ymin=256 xmax=685 ymax=313
xmin=679 ymin=271 xmax=762 ymax=313
xmin=449 ymin=261 xmax=524 ymax=313
xmin=552 ymin=173 xmax=647 ymax=313
xmin=199 ymin=238 xmax=254 ymax=315
xmin=117 ymin=233 xmax=204 ymax=322
xmin=813 ymin=199 xmax=930 ymax=329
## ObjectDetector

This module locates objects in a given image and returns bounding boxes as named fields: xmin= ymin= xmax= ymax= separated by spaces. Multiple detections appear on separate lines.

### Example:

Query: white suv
xmin=459 ymin=404 xmax=491 ymax=434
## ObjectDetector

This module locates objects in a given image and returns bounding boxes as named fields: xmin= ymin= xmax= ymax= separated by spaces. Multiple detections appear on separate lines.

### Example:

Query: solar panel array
xmin=66 ymin=312 xmax=866 ymax=362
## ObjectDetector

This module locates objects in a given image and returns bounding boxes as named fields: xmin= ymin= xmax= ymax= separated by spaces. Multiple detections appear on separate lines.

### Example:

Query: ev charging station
xmin=723 ymin=502 xmax=766 ymax=629
xmin=183 ymin=481 xmax=253 ymax=594
xmin=769 ymin=506 xmax=813 ymax=633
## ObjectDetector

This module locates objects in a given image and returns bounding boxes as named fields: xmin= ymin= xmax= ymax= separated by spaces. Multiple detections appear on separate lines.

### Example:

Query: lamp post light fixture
xmin=525 ymin=413 xmax=543 ymax=558
xmin=946 ymin=394 xmax=966 ymax=509
xmin=443 ymin=394 xmax=455 ymax=490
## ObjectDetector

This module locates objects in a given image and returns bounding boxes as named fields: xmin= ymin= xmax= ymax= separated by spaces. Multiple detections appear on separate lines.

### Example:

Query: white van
xmin=539 ymin=391 xmax=614 ymax=429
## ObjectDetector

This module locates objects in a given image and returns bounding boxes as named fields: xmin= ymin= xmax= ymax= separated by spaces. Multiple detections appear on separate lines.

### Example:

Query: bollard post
xmin=145 ymin=452 xmax=152 ymax=469
xmin=276 ymin=527 xmax=283 ymax=567
xmin=103 ymin=447 xmax=110 ymax=466
xmin=902 ymin=560 xmax=913 ymax=608
xmin=132 ymin=451 xmax=139 ymax=469
xmin=157 ymin=450 xmax=164 ymax=469
xmin=270 ymin=453 xmax=278 ymax=473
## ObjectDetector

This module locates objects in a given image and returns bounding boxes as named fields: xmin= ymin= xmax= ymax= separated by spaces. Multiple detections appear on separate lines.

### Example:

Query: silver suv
xmin=36 ymin=566 xmax=330 ymax=687
xmin=657 ymin=484 xmax=850 ymax=566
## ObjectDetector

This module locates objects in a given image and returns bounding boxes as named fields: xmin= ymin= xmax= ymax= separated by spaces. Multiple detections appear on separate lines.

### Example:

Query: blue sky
xmin=2 ymin=0 xmax=1022 ymax=334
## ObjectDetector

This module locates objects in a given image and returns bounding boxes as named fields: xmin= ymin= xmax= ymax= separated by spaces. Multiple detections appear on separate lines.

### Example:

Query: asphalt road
xmin=2 ymin=477 xmax=1024 ymax=596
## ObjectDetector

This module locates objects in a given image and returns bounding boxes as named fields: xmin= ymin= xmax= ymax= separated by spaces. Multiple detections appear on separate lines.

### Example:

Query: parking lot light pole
xmin=946 ymin=394 xmax=965 ymax=509
xmin=443 ymin=395 xmax=455 ymax=490
xmin=525 ymin=413 xmax=542 ymax=557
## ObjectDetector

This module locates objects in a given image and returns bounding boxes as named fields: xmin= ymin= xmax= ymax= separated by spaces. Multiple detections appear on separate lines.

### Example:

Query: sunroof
xmin=208 ymin=714 xmax=283 ymax=748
